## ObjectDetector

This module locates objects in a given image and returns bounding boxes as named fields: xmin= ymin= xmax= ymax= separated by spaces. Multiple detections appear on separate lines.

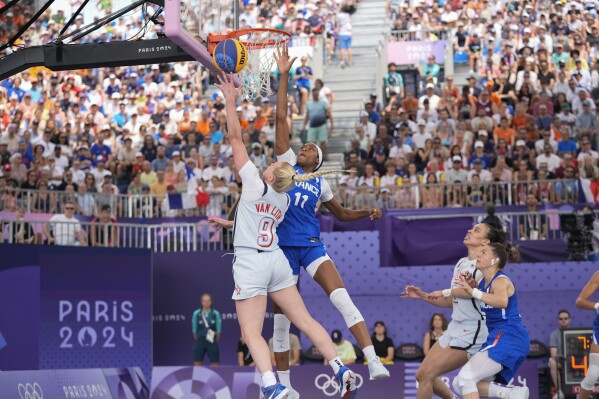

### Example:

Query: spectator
xmin=371 ymin=321 xmax=395 ymax=365
xmin=268 ymin=333 xmax=301 ymax=367
xmin=445 ymin=155 xmax=468 ymax=183
xmin=237 ymin=337 xmax=254 ymax=366
xmin=44 ymin=201 xmax=86 ymax=246
xmin=554 ymin=166 xmax=579 ymax=204
xmin=303 ymin=88 xmax=330 ymax=159
xmin=192 ymin=293 xmax=221 ymax=366
xmin=549 ymin=310 xmax=571 ymax=399
xmin=423 ymin=313 xmax=448 ymax=356
xmin=89 ymin=205 xmax=117 ymax=247
xmin=385 ymin=63 xmax=404 ymax=100
xmin=294 ymin=56 xmax=313 ymax=114
xmin=376 ymin=187 xmax=396 ymax=209
xmin=327 ymin=329 xmax=357 ymax=365
xmin=11 ymin=205 xmax=35 ymax=244
xmin=519 ymin=194 xmax=547 ymax=240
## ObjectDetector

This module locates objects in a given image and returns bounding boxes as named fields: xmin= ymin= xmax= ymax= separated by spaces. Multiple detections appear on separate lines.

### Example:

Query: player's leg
xmin=309 ymin=256 xmax=390 ymax=380
xmin=207 ymin=340 xmax=220 ymax=366
xmin=580 ymin=343 xmax=599 ymax=399
xmin=415 ymin=343 xmax=468 ymax=399
xmin=193 ymin=338 xmax=204 ymax=366
xmin=453 ymin=352 xmax=503 ymax=399
xmin=236 ymin=295 xmax=288 ymax=397
xmin=270 ymin=285 xmax=358 ymax=398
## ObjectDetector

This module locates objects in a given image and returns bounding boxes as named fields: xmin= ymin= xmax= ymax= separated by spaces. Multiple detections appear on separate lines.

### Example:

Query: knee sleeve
xmin=273 ymin=314 xmax=291 ymax=353
xmin=329 ymin=288 xmax=364 ymax=328
xmin=454 ymin=362 xmax=478 ymax=396
xmin=581 ymin=353 xmax=599 ymax=391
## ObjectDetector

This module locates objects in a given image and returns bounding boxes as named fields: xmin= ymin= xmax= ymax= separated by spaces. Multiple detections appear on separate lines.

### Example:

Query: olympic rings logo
xmin=314 ymin=373 xmax=363 ymax=397
xmin=18 ymin=383 xmax=43 ymax=399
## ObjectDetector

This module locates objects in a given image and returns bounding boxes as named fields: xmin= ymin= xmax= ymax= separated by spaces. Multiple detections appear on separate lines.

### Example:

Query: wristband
xmin=472 ymin=288 xmax=484 ymax=300
xmin=442 ymin=289 xmax=452 ymax=297
xmin=594 ymin=303 xmax=599 ymax=311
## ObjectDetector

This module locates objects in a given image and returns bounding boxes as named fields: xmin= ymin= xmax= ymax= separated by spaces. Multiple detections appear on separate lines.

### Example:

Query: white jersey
xmin=233 ymin=161 xmax=290 ymax=251
xmin=450 ymin=257 xmax=485 ymax=323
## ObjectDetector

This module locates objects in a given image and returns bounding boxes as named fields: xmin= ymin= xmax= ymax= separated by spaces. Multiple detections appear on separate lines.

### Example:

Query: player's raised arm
xmin=576 ymin=271 xmax=599 ymax=311
xmin=215 ymin=74 xmax=249 ymax=173
xmin=274 ymin=45 xmax=297 ymax=157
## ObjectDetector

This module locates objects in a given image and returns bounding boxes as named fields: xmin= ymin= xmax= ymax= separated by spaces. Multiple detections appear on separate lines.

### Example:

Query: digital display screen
xmin=563 ymin=329 xmax=593 ymax=385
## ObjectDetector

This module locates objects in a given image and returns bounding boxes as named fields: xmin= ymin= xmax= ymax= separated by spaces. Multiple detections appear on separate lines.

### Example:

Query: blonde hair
xmin=271 ymin=163 xmax=347 ymax=193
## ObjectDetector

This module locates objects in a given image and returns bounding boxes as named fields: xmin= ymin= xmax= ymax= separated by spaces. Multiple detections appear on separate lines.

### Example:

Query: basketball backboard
xmin=164 ymin=0 xmax=241 ymax=84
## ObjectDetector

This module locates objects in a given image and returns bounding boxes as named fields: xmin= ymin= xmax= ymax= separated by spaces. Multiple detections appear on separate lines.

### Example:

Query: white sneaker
xmin=367 ymin=356 xmax=390 ymax=380
xmin=287 ymin=388 xmax=300 ymax=399
xmin=551 ymin=391 xmax=564 ymax=399
xmin=508 ymin=386 xmax=529 ymax=399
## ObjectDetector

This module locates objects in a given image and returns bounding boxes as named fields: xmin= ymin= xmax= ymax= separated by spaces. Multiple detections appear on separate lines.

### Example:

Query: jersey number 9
xmin=257 ymin=218 xmax=274 ymax=248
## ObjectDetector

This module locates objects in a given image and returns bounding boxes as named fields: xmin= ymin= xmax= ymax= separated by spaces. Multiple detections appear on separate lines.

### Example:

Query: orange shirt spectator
xmin=493 ymin=122 xmax=516 ymax=146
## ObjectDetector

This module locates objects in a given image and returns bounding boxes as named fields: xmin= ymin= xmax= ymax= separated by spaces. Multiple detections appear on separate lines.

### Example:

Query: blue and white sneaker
xmin=336 ymin=367 xmax=358 ymax=399
xmin=261 ymin=383 xmax=289 ymax=399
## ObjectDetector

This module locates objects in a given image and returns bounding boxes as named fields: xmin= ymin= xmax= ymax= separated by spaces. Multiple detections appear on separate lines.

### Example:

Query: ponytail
xmin=488 ymin=243 xmax=520 ymax=270
xmin=271 ymin=164 xmax=347 ymax=193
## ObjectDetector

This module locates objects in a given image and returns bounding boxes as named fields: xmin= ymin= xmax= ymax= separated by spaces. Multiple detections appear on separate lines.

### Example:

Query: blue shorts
xmin=281 ymin=245 xmax=331 ymax=276
xmin=339 ymin=35 xmax=352 ymax=49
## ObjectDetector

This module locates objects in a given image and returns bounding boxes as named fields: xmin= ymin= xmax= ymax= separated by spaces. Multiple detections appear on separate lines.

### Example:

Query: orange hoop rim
xmin=208 ymin=28 xmax=291 ymax=52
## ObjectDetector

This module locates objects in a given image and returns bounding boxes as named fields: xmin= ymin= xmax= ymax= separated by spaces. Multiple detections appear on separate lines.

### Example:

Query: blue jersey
xmin=479 ymin=271 xmax=524 ymax=332
xmin=277 ymin=164 xmax=325 ymax=247
xmin=479 ymin=271 xmax=530 ymax=384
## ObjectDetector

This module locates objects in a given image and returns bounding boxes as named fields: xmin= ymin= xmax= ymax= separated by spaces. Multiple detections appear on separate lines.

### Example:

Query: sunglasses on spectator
xmin=65 ymin=207 xmax=75 ymax=210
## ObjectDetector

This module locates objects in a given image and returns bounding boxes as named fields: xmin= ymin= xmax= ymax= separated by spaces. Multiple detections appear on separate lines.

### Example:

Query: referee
xmin=192 ymin=293 xmax=222 ymax=366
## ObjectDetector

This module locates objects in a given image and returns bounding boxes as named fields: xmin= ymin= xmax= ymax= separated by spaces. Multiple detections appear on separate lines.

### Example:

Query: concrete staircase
xmin=292 ymin=0 xmax=390 ymax=170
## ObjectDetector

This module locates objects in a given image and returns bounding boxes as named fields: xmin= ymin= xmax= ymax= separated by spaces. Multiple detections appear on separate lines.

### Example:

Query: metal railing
xmin=335 ymin=179 xmax=580 ymax=210
xmin=0 ymin=188 xmax=238 ymax=218
xmin=393 ymin=209 xmax=598 ymax=243
xmin=0 ymin=219 xmax=232 ymax=252
xmin=389 ymin=29 xmax=451 ymax=42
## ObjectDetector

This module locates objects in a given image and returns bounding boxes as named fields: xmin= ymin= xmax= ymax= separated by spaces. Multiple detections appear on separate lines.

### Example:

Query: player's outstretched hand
xmin=457 ymin=275 xmax=475 ymax=296
xmin=274 ymin=45 xmax=297 ymax=74
xmin=458 ymin=271 xmax=477 ymax=288
xmin=401 ymin=285 xmax=425 ymax=299
xmin=369 ymin=208 xmax=382 ymax=220
xmin=208 ymin=216 xmax=234 ymax=230
xmin=215 ymin=73 xmax=242 ymax=101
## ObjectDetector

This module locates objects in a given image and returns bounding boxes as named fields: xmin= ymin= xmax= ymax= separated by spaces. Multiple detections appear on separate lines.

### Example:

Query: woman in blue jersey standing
xmin=453 ymin=243 xmax=530 ymax=399
xmin=575 ymin=271 xmax=599 ymax=399
xmin=192 ymin=293 xmax=221 ymax=366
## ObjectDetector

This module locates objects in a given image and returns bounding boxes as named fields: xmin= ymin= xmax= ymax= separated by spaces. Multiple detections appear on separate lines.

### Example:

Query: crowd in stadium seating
xmin=0 ymin=0 xmax=345 ymax=218
xmin=1 ymin=0 xmax=599 ymax=218
xmin=339 ymin=0 xmax=599 ymax=210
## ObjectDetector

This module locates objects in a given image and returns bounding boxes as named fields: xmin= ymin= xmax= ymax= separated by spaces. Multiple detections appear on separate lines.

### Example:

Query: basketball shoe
xmin=336 ymin=366 xmax=358 ymax=399
xmin=261 ymin=383 xmax=289 ymax=399
xmin=507 ymin=386 xmax=529 ymax=399
xmin=367 ymin=356 xmax=391 ymax=380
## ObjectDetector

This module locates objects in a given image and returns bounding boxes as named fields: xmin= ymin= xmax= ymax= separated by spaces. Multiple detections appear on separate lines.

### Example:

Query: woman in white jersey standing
xmin=402 ymin=223 xmax=527 ymax=399
xmin=216 ymin=74 xmax=358 ymax=399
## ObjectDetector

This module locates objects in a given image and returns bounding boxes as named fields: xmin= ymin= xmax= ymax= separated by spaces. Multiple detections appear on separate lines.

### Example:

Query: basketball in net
xmin=208 ymin=28 xmax=291 ymax=101
xmin=212 ymin=39 xmax=248 ymax=74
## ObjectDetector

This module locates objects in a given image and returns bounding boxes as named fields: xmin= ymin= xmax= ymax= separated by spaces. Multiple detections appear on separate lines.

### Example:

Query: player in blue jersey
xmin=575 ymin=271 xmax=599 ymax=399
xmin=454 ymin=243 xmax=530 ymax=399
xmin=273 ymin=46 xmax=389 ymax=394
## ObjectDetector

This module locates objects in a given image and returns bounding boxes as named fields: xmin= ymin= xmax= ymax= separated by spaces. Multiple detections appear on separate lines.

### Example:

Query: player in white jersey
xmin=402 ymin=223 xmax=526 ymax=399
xmin=575 ymin=271 xmax=599 ymax=399
xmin=216 ymin=74 xmax=358 ymax=399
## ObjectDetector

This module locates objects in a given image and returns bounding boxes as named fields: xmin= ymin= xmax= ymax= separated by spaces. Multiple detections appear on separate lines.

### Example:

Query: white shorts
xmin=232 ymin=248 xmax=296 ymax=300
xmin=438 ymin=319 xmax=489 ymax=358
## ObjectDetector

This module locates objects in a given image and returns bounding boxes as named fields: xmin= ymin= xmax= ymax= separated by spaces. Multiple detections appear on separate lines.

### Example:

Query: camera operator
xmin=581 ymin=205 xmax=599 ymax=261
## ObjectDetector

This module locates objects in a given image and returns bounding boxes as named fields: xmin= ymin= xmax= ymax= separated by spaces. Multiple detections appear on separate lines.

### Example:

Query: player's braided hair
xmin=271 ymin=163 xmax=347 ymax=193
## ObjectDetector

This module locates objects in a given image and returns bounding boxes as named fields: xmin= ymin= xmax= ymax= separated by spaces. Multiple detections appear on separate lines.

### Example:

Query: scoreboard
xmin=563 ymin=328 xmax=595 ymax=391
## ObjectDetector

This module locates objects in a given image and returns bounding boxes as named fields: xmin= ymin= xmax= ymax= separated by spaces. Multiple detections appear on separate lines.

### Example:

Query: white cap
xmin=236 ymin=106 xmax=243 ymax=112
xmin=151 ymin=65 xmax=159 ymax=70
xmin=516 ymin=140 xmax=526 ymax=147
xmin=478 ymin=130 xmax=488 ymax=136
xmin=135 ymin=151 xmax=143 ymax=157
xmin=523 ymin=27 xmax=531 ymax=33
xmin=426 ymin=83 xmax=435 ymax=89
xmin=418 ymin=119 xmax=426 ymax=126
xmin=172 ymin=151 xmax=181 ymax=156
xmin=474 ymin=141 xmax=484 ymax=148
xmin=109 ymin=73 xmax=116 ymax=79
xmin=360 ymin=110 xmax=369 ymax=117
xmin=452 ymin=155 xmax=462 ymax=162
xmin=111 ymin=92 xmax=121 ymax=99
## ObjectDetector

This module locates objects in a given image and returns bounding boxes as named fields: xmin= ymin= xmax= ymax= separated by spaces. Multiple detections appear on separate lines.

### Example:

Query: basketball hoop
xmin=208 ymin=28 xmax=291 ymax=101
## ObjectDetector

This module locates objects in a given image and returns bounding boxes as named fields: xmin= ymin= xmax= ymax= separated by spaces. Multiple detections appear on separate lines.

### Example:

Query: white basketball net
xmin=234 ymin=30 xmax=290 ymax=101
